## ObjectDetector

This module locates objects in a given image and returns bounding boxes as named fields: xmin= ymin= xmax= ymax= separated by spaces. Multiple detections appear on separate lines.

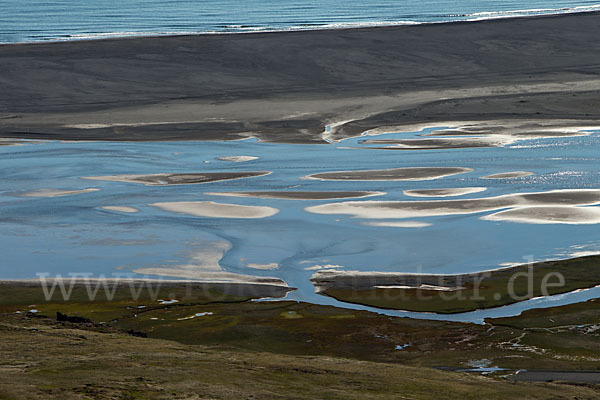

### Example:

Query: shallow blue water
xmin=1 ymin=129 xmax=600 ymax=322
xmin=1 ymin=0 xmax=600 ymax=43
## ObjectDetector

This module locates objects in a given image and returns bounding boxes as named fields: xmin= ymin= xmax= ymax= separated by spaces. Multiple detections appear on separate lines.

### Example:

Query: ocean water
xmin=1 ymin=0 xmax=600 ymax=43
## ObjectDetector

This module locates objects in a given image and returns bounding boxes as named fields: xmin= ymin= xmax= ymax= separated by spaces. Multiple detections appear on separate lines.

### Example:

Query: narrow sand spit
xmin=304 ymin=167 xmax=472 ymax=181
xmin=481 ymin=171 xmax=534 ymax=179
xmin=482 ymin=206 xmax=600 ymax=224
xmin=150 ymin=201 xmax=279 ymax=219
xmin=206 ymin=191 xmax=385 ymax=200
xmin=361 ymin=221 xmax=432 ymax=228
xmin=403 ymin=187 xmax=487 ymax=198
xmin=82 ymin=172 xmax=270 ymax=186
xmin=216 ymin=156 xmax=259 ymax=162
xmin=22 ymin=188 xmax=99 ymax=198
xmin=101 ymin=206 xmax=140 ymax=213
xmin=305 ymin=189 xmax=600 ymax=220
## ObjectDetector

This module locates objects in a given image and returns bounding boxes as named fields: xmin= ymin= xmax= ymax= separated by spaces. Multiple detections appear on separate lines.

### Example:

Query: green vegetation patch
xmin=319 ymin=255 xmax=600 ymax=313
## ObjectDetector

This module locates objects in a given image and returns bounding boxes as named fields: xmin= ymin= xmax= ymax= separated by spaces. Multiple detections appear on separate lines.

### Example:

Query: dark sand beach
xmin=1 ymin=12 xmax=600 ymax=143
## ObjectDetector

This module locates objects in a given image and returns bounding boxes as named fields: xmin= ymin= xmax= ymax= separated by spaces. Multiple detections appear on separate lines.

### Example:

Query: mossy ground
xmin=323 ymin=255 xmax=600 ymax=313
xmin=1 ymin=313 xmax=599 ymax=400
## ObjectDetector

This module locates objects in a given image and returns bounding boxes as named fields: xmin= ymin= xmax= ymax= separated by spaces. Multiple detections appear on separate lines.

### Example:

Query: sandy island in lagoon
xmin=206 ymin=191 xmax=385 ymax=200
xmin=305 ymin=189 xmax=600 ymax=221
xmin=304 ymin=167 xmax=473 ymax=181
xmin=150 ymin=201 xmax=279 ymax=219
xmin=403 ymin=187 xmax=487 ymax=198
xmin=83 ymin=172 xmax=270 ymax=186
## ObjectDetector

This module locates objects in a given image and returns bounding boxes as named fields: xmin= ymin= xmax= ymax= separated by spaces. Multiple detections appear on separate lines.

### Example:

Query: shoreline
xmin=2 ymin=11 xmax=600 ymax=144
xmin=2 ymin=10 xmax=600 ymax=47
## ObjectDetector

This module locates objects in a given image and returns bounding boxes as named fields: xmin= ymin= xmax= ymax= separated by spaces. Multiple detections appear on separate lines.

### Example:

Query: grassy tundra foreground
xmin=1 ymin=282 xmax=600 ymax=398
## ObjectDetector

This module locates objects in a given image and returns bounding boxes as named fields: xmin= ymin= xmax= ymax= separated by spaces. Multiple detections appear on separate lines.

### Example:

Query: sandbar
xmin=21 ymin=188 xmax=99 ymax=198
xmin=101 ymin=206 xmax=140 ymax=213
xmin=403 ymin=187 xmax=487 ymax=198
xmin=83 ymin=172 xmax=270 ymax=186
xmin=247 ymin=263 xmax=279 ymax=270
xmin=305 ymin=167 xmax=472 ymax=181
xmin=482 ymin=206 xmax=600 ymax=224
xmin=305 ymin=189 xmax=600 ymax=219
xmin=150 ymin=201 xmax=279 ymax=219
xmin=217 ymin=156 xmax=259 ymax=162
xmin=206 ymin=191 xmax=385 ymax=200
xmin=481 ymin=171 xmax=534 ymax=179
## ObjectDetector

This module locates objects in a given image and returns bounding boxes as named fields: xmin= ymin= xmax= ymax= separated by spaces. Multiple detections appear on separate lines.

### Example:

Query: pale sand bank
xmin=482 ymin=171 xmax=534 ymax=179
xmin=305 ymin=189 xmax=600 ymax=220
xmin=206 ymin=191 xmax=385 ymax=200
xmin=83 ymin=172 xmax=270 ymax=186
xmin=216 ymin=156 xmax=259 ymax=162
xmin=22 ymin=188 xmax=99 ymax=198
xmin=247 ymin=263 xmax=279 ymax=270
xmin=361 ymin=221 xmax=432 ymax=228
xmin=101 ymin=206 xmax=140 ymax=213
xmin=403 ymin=187 xmax=487 ymax=198
xmin=482 ymin=206 xmax=600 ymax=224
xmin=305 ymin=167 xmax=472 ymax=181
xmin=150 ymin=201 xmax=279 ymax=219
xmin=304 ymin=264 xmax=345 ymax=271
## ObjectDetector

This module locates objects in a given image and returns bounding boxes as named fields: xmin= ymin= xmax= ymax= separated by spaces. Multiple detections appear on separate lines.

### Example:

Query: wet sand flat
xmin=150 ymin=201 xmax=279 ymax=219
xmin=21 ymin=188 xmax=99 ymax=198
xmin=305 ymin=167 xmax=472 ymax=181
xmin=83 ymin=172 xmax=270 ymax=185
xmin=206 ymin=191 xmax=385 ymax=200
xmin=2 ymin=13 xmax=600 ymax=144
xmin=481 ymin=171 xmax=534 ymax=179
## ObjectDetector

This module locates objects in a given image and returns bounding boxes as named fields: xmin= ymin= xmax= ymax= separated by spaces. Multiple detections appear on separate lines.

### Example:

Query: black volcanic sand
xmin=1 ymin=12 xmax=600 ymax=143
xmin=206 ymin=191 xmax=384 ymax=200
xmin=305 ymin=167 xmax=472 ymax=181
xmin=82 ymin=172 xmax=270 ymax=185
